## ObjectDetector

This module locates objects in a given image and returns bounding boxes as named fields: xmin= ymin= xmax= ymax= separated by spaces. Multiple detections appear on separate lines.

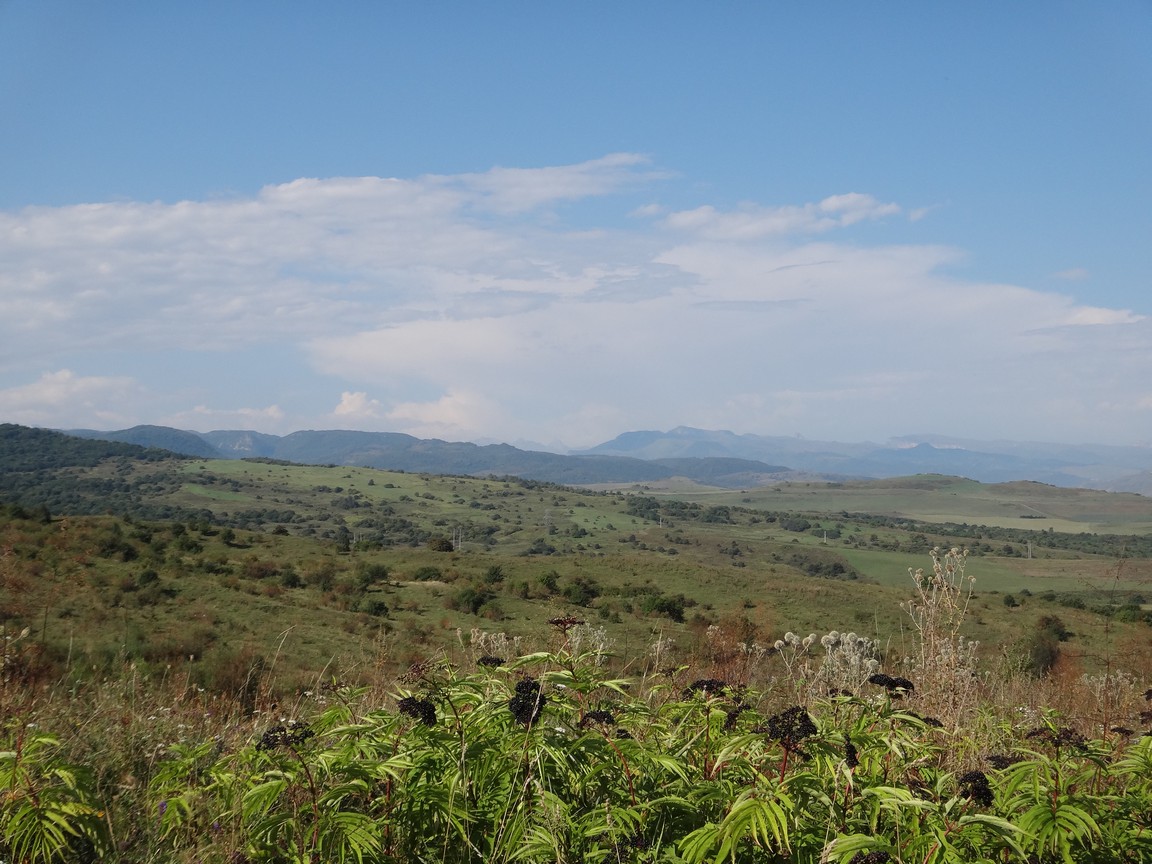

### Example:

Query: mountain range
xmin=58 ymin=424 xmax=1152 ymax=495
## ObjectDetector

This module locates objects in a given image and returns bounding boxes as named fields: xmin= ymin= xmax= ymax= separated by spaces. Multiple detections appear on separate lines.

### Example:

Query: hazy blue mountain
xmin=51 ymin=423 xmax=1152 ymax=493
xmin=54 ymin=425 xmax=791 ymax=487
xmin=581 ymin=427 xmax=1152 ymax=491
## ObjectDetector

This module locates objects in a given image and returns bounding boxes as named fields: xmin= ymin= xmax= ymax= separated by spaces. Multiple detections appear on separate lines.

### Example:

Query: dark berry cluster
xmin=255 ymin=721 xmax=315 ymax=752
xmin=683 ymin=678 xmax=728 ymax=697
xmin=958 ymin=770 xmax=994 ymax=807
xmin=398 ymin=696 xmax=437 ymax=727
xmin=399 ymin=661 xmax=434 ymax=685
xmin=623 ymin=833 xmax=649 ymax=851
xmin=757 ymin=705 xmax=818 ymax=750
xmin=844 ymin=735 xmax=859 ymax=769
xmin=723 ymin=703 xmax=748 ymax=731
xmin=509 ymin=677 xmax=545 ymax=726
xmin=1025 ymin=725 xmax=1085 ymax=751
xmin=848 ymin=851 xmax=891 ymax=863
xmin=903 ymin=710 xmax=943 ymax=728
xmin=578 ymin=709 xmax=617 ymax=728
xmin=867 ymin=673 xmax=915 ymax=695
xmin=985 ymin=752 xmax=1018 ymax=770
xmin=547 ymin=616 xmax=585 ymax=632
xmin=476 ymin=655 xmax=505 ymax=668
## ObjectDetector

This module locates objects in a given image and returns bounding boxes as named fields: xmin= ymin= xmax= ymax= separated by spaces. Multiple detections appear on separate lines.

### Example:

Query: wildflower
xmin=397 ymin=696 xmax=437 ymax=727
xmin=958 ymin=770 xmax=994 ymax=807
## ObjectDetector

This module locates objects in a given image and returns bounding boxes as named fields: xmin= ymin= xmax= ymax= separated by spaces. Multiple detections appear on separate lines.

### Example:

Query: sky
xmin=2 ymin=2 xmax=1151 ymax=451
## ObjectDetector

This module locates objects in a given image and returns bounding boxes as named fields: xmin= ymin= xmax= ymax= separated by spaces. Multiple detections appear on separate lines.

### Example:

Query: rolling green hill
xmin=2 ymin=423 xmax=1151 ymax=694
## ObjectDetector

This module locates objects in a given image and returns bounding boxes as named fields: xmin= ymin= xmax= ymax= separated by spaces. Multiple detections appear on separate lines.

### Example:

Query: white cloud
xmin=1 ymin=158 xmax=1149 ymax=447
xmin=662 ymin=193 xmax=900 ymax=240
xmin=0 ymin=370 xmax=139 ymax=428
xmin=441 ymin=152 xmax=662 ymax=213
xmin=383 ymin=389 xmax=506 ymax=441
xmin=164 ymin=404 xmax=286 ymax=431
xmin=332 ymin=391 xmax=385 ymax=420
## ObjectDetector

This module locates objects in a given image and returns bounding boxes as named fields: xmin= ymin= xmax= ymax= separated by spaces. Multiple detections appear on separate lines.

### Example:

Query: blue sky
xmin=2 ymin=2 xmax=1150 ymax=449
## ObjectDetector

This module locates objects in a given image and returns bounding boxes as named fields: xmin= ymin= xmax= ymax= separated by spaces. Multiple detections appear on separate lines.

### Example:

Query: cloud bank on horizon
xmin=1 ymin=153 xmax=1149 ymax=449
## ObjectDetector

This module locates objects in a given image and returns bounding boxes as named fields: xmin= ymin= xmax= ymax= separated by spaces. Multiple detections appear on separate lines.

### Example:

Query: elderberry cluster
xmin=683 ymin=678 xmax=728 ymax=697
xmin=578 ymin=709 xmax=617 ymax=728
xmin=547 ymin=615 xmax=585 ymax=632
xmin=958 ymin=770 xmax=994 ymax=807
xmin=612 ymin=832 xmax=649 ymax=856
xmin=867 ymin=673 xmax=915 ymax=695
xmin=508 ymin=677 xmax=545 ymax=726
xmin=476 ymin=655 xmax=505 ymax=668
xmin=985 ymin=752 xmax=1019 ymax=770
xmin=848 ymin=851 xmax=891 ymax=864
xmin=723 ymin=703 xmax=748 ymax=731
xmin=756 ymin=705 xmax=817 ymax=751
xmin=255 ymin=721 xmax=315 ymax=752
xmin=1025 ymin=725 xmax=1086 ymax=751
xmin=398 ymin=696 xmax=437 ymax=727
xmin=844 ymin=734 xmax=859 ymax=769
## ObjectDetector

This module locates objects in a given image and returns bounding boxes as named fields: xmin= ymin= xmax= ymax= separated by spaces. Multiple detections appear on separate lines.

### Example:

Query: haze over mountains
xmin=59 ymin=424 xmax=1152 ymax=496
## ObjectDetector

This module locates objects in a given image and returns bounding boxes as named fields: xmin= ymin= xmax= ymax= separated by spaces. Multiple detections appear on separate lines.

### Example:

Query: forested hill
xmin=0 ymin=424 xmax=194 ymax=519
xmin=0 ymin=423 xmax=178 ymax=470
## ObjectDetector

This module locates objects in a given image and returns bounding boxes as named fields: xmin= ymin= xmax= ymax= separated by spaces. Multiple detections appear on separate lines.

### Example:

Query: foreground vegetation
xmin=4 ymin=427 xmax=1152 ymax=861
xmin=4 ymin=570 xmax=1152 ymax=863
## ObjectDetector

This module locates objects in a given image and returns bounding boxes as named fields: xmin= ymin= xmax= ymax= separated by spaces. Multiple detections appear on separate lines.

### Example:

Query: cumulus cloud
xmin=332 ymin=391 xmax=386 ymax=420
xmin=1 ymin=157 xmax=1148 ymax=446
xmin=164 ymin=404 xmax=286 ymax=431
xmin=0 ymin=370 xmax=140 ymax=428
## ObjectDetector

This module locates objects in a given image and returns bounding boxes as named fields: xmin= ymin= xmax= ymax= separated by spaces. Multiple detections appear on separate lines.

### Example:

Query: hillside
xmin=2 ymin=423 xmax=1151 ymax=694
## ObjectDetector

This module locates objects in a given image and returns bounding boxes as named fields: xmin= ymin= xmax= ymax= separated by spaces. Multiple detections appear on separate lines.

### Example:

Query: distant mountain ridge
xmin=61 ymin=425 xmax=793 ymax=488
xmin=579 ymin=426 xmax=1152 ymax=494
xmin=57 ymin=423 xmax=1152 ymax=494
